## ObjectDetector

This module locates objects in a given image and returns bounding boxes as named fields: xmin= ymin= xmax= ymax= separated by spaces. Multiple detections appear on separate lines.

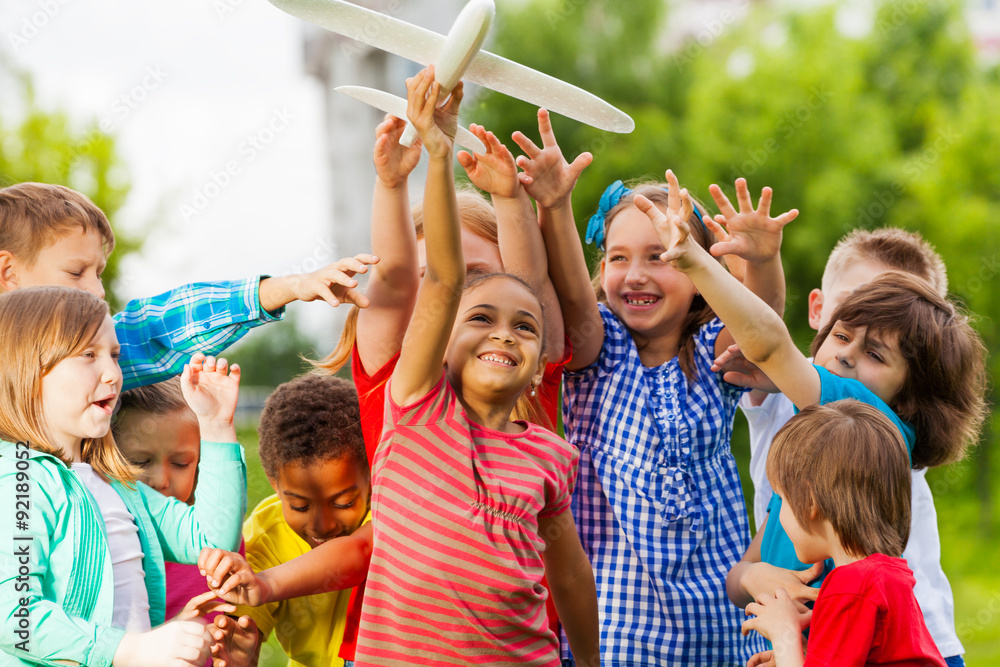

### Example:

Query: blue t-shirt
xmin=759 ymin=365 xmax=916 ymax=578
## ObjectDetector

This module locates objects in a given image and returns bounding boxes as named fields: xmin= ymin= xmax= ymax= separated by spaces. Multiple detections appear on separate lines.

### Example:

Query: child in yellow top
xmin=206 ymin=374 xmax=372 ymax=667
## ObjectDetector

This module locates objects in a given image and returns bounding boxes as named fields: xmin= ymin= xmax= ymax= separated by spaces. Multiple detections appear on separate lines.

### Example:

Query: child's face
xmin=600 ymin=206 xmax=698 ymax=340
xmin=40 ymin=315 xmax=120 ymax=455
xmin=808 ymin=261 xmax=891 ymax=331
xmin=272 ymin=456 xmax=371 ymax=549
xmin=9 ymin=226 xmax=107 ymax=299
xmin=417 ymin=228 xmax=503 ymax=279
xmin=116 ymin=409 xmax=200 ymax=503
xmin=777 ymin=491 xmax=830 ymax=565
xmin=445 ymin=277 xmax=546 ymax=405
xmin=813 ymin=321 xmax=908 ymax=405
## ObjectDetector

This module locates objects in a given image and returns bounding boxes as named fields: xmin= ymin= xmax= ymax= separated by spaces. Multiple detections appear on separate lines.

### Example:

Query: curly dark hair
xmin=257 ymin=374 xmax=367 ymax=480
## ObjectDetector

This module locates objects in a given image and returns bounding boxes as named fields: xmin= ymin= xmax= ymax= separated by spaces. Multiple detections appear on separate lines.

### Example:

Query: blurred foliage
xmin=0 ymin=62 xmax=135 ymax=309
xmin=476 ymin=0 xmax=1000 ymax=660
xmin=226 ymin=311 xmax=319 ymax=389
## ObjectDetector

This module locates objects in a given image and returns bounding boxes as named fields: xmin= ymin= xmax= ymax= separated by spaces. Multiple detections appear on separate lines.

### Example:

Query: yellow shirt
xmin=239 ymin=495 xmax=367 ymax=667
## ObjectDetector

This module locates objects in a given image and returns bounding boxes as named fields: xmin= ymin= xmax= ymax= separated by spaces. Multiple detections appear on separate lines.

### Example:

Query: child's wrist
xmin=197 ymin=420 xmax=236 ymax=443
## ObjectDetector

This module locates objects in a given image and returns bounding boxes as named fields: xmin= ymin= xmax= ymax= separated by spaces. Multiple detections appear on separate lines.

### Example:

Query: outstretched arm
xmin=390 ymin=67 xmax=465 ymax=407
xmin=514 ymin=109 xmax=597 ymax=370
xmin=637 ymin=173 xmax=820 ymax=409
xmin=199 ymin=523 xmax=374 ymax=606
xmin=356 ymin=114 xmax=424 ymax=372
xmin=726 ymin=516 xmax=822 ymax=608
xmin=258 ymin=254 xmax=379 ymax=312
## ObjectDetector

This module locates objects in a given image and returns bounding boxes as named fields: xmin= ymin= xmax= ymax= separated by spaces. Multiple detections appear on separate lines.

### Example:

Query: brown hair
xmin=258 ymin=374 xmax=367 ymax=480
xmin=112 ymin=377 xmax=196 ymax=438
xmin=0 ymin=182 xmax=115 ymax=266
xmin=312 ymin=187 xmax=499 ymax=375
xmin=822 ymin=227 xmax=947 ymax=297
xmin=590 ymin=182 xmax=720 ymax=382
xmin=810 ymin=271 xmax=988 ymax=469
xmin=767 ymin=400 xmax=912 ymax=559
xmin=0 ymin=286 xmax=136 ymax=484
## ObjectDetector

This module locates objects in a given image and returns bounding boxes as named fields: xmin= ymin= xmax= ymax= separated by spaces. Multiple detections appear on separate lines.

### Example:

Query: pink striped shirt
xmin=355 ymin=375 xmax=579 ymax=667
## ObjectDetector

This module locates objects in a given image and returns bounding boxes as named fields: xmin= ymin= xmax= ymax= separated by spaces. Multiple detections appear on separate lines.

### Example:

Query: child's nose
xmin=489 ymin=327 xmax=515 ymax=344
xmin=625 ymin=261 xmax=647 ymax=285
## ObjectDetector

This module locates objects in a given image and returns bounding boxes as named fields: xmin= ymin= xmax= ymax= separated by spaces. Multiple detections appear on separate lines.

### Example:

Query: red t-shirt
xmin=805 ymin=554 xmax=946 ymax=666
xmin=339 ymin=341 xmax=571 ymax=661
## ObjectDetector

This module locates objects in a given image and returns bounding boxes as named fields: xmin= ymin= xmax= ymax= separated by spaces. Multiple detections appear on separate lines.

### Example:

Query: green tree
xmin=0 ymin=63 xmax=133 ymax=309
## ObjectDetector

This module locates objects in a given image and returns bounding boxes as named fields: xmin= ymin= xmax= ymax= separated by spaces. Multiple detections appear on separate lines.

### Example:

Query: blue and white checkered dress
xmin=562 ymin=305 xmax=765 ymax=665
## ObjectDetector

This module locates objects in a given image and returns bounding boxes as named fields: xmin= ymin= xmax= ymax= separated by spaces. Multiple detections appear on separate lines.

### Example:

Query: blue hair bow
xmin=586 ymin=180 xmax=630 ymax=250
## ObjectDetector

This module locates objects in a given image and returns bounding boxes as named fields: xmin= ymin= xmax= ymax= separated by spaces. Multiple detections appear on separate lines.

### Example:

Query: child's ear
xmin=0 ymin=251 xmax=21 ymax=291
xmin=807 ymin=288 xmax=824 ymax=331
xmin=533 ymin=353 xmax=548 ymax=390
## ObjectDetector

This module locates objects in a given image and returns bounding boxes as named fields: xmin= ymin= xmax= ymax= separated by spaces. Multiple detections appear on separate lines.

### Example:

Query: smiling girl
xmin=0 ymin=286 xmax=245 ymax=667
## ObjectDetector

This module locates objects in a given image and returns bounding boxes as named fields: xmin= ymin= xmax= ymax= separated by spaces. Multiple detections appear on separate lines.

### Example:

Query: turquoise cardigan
xmin=0 ymin=439 xmax=246 ymax=666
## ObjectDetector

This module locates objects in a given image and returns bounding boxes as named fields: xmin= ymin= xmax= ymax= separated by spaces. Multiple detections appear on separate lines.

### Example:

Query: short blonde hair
xmin=767 ymin=400 xmax=911 ymax=559
xmin=0 ymin=182 xmax=115 ymax=266
xmin=821 ymin=227 xmax=947 ymax=297
xmin=0 ymin=287 xmax=136 ymax=484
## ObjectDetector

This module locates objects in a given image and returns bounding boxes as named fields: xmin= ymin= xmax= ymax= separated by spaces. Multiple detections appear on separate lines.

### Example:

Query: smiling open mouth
xmin=625 ymin=295 xmax=659 ymax=306
xmin=93 ymin=396 xmax=116 ymax=413
xmin=479 ymin=353 xmax=516 ymax=366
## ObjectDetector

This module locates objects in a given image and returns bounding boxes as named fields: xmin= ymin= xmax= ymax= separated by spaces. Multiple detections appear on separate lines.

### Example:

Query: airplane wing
xmin=335 ymin=86 xmax=488 ymax=154
xmin=270 ymin=0 xmax=634 ymax=133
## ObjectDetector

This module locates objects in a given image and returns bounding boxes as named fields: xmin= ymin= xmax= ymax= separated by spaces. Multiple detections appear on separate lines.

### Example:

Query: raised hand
xmin=635 ymin=169 xmax=698 ymax=270
xmin=374 ymin=114 xmax=422 ymax=189
xmin=286 ymin=254 xmax=380 ymax=309
xmin=457 ymin=124 xmax=520 ymax=199
xmin=512 ymin=108 xmax=592 ymax=209
xmin=711 ymin=344 xmax=780 ymax=393
xmin=181 ymin=354 xmax=240 ymax=441
xmin=211 ymin=614 xmax=261 ymax=667
xmin=405 ymin=66 xmax=462 ymax=159
xmin=705 ymin=178 xmax=798 ymax=263
xmin=199 ymin=548 xmax=272 ymax=608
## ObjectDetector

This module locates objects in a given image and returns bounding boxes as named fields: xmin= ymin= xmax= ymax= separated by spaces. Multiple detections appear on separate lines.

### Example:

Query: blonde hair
xmin=590 ymin=182 xmax=720 ymax=382
xmin=0 ymin=182 xmax=115 ymax=267
xmin=768 ymin=400 xmax=911 ymax=559
xmin=822 ymin=227 xmax=947 ymax=297
xmin=0 ymin=286 xmax=136 ymax=484
xmin=312 ymin=186 xmax=499 ymax=375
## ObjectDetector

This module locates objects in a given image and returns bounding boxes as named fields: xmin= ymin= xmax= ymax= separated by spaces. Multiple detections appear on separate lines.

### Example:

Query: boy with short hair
xmin=725 ymin=227 xmax=964 ymax=664
xmin=741 ymin=400 xmax=946 ymax=667
xmin=207 ymin=374 xmax=373 ymax=667
xmin=0 ymin=182 xmax=375 ymax=390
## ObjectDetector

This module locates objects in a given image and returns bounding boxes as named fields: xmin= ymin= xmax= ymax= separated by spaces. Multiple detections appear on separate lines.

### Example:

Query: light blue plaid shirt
xmin=114 ymin=276 xmax=282 ymax=391
xmin=562 ymin=304 xmax=765 ymax=666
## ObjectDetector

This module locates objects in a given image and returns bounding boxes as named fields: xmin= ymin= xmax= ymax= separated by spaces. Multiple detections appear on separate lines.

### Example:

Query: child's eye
xmin=334 ymin=499 xmax=357 ymax=510
xmin=67 ymin=271 xmax=83 ymax=278
xmin=516 ymin=322 xmax=537 ymax=334
xmin=80 ymin=350 xmax=96 ymax=359
xmin=171 ymin=462 xmax=192 ymax=470
xmin=867 ymin=351 xmax=884 ymax=363
xmin=469 ymin=314 xmax=489 ymax=323
xmin=130 ymin=459 xmax=150 ymax=468
xmin=290 ymin=505 xmax=309 ymax=513
xmin=111 ymin=351 xmax=121 ymax=361
xmin=608 ymin=255 xmax=626 ymax=262
xmin=834 ymin=333 xmax=849 ymax=342
xmin=649 ymin=253 xmax=665 ymax=262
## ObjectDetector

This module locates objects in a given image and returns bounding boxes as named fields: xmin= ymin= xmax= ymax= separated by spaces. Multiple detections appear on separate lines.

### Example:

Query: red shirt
xmin=805 ymin=554 xmax=946 ymax=666
xmin=340 ymin=342 xmax=571 ymax=661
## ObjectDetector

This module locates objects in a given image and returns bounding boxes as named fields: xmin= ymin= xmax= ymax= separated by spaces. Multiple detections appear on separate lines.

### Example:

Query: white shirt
xmin=73 ymin=462 xmax=151 ymax=632
xmin=738 ymin=391 xmax=964 ymax=657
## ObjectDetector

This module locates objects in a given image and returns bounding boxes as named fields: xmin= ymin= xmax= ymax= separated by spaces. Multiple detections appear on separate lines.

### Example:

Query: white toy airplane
xmin=269 ymin=0 xmax=635 ymax=154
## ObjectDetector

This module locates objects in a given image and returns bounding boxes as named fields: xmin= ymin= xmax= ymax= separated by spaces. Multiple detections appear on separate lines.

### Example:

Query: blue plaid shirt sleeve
xmin=114 ymin=276 xmax=284 ymax=391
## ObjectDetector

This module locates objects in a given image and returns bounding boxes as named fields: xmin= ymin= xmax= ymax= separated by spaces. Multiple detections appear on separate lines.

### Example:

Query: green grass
xmin=238 ymin=422 xmax=1000 ymax=665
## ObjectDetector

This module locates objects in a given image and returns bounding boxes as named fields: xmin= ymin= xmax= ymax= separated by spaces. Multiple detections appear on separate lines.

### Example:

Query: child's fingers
xmin=734 ymin=177 xmax=754 ymax=212
xmin=215 ymin=357 xmax=229 ymax=375
xmin=774 ymin=209 xmax=799 ymax=227
xmin=511 ymin=130 xmax=541 ymax=158
xmin=569 ymin=151 xmax=593 ymax=177
xmin=704 ymin=216 xmax=730 ymax=243
xmin=709 ymin=183 xmax=738 ymax=219
xmin=678 ymin=188 xmax=694 ymax=223
xmin=756 ymin=186 xmax=773 ymax=216
xmin=341 ymin=288 xmax=371 ymax=310
xmin=457 ymin=150 xmax=476 ymax=172
xmin=664 ymin=169 xmax=681 ymax=213
xmin=536 ymin=108 xmax=557 ymax=147
xmin=202 ymin=355 xmax=218 ymax=373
